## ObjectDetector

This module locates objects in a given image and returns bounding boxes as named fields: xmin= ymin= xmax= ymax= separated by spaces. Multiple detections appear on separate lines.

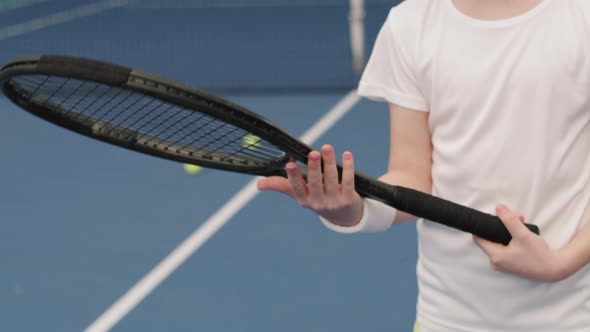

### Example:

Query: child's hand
xmin=257 ymin=144 xmax=364 ymax=227
xmin=474 ymin=204 xmax=570 ymax=282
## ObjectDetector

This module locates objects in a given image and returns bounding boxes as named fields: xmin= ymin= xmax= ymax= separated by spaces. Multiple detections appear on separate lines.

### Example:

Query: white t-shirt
xmin=358 ymin=0 xmax=590 ymax=331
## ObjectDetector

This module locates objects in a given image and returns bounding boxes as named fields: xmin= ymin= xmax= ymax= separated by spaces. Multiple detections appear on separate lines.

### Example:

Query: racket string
xmin=117 ymin=99 xmax=165 ymax=131
xmin=10 ymin=75 xmax=288 ymax=167
xmin=80 ymin=86 xmax=126 ymax=121
xmin=40 ymin=77 xmax=70 ymax=106
xmin=133 ymin=103 xmax=176 ymax=140
xmin=194 ymin=125 xmax=244 ymax=158
xmin=136 ymin=108 xmax=215 ymax=149
xmin=92 ymin=90 xmax=136 ymax=124
xmin=101 ymin=94 xmax=150 ymax=130
xmin=201 ymin=128 xmax=283 ymax=158
xmin=165 ymin=119 xmax=229 ymax=153
xmin=64 ymin=82 xmax=104 ymax=119
xmin=100 ymin=96 xmax=158 ymax=137
xmin=114 ymin=97 xmax=160 ymax=127
xmin=71 ymin=85 xmax=115 ymax=121
xmin=132 ymin=104 xmax=284 ymax=161
xmin=173 ymin=122 xmax=282 ymax=161
xmin=26 ymin=75 xmax=50 ymax=101
xmin=138 ymin=111 xmax=283 ymax=163
xmin=161 ymin=118 xmax=223 ymax=148
xmin=55 ymin=80 xmax=86 ymax=110
xmin=149 ymin=107 xmax=210 ymax=146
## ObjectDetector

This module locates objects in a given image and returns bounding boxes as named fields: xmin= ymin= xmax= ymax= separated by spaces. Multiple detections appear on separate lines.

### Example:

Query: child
xmin=258 ymin=0 xmax=590 ymax=330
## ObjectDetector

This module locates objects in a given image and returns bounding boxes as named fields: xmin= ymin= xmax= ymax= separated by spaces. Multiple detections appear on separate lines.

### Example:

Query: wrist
xmin=554 ymin=246 xmax=582 ymax=281
xmin=319 ymin=198 xmax=396 ymax=234
xmin=320 ymin=195 xmax=365 ymax=228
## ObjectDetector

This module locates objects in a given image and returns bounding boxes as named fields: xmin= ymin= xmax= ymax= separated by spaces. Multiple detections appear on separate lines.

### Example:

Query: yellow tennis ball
xmin=242 ymin=134 xmax=261 ymax=151
xmin=183 ymin=164 xmax=203 ymax=175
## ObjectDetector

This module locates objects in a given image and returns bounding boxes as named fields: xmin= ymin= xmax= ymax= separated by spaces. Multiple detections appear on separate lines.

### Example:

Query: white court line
xmin=0 ymin=0 xmax=133 ymax=41
xmin=85 ymin=90 xmax=361 ymax=332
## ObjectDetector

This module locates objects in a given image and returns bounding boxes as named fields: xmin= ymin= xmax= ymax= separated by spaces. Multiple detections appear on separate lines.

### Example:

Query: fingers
xmin=341 ymin=151 xmax=355 ymax=197
xmin=495 ymin=204 xmax=528 ymax=239
xmin=257 ymin=176 xmax=296 ymax=198
xmin=473 ymin=204 xmax=529 ymax=255
xmin=307 ymin=150 xmax=323 ymax=202
xmin=321 ymin=145 xmax=339 ymax=196
xmin=285 ymin=162 xmax=308 ymax=201
xmin=259 ymin=146 xmax=358 ymax=218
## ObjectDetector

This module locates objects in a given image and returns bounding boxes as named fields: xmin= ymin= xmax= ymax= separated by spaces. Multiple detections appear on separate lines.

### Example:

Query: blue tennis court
xmin=0 ymin=1 xmax=418 ymax=331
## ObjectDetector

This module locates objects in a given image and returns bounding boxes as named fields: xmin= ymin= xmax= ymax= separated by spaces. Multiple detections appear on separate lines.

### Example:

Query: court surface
xmin=0 ymin=1 xmax=417 ymax=331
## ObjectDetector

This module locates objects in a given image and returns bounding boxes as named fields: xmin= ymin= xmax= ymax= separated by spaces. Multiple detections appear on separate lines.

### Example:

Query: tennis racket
xmin=0 ymin=55 xmax=539 ymax=244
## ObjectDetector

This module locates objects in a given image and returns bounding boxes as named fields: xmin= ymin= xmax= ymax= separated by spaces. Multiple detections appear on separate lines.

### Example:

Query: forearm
xmin=560 ymin=221 xmax=590 ymax=278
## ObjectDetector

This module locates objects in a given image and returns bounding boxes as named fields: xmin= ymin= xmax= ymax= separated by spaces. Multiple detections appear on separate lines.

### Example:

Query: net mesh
xmin=121 ymin=0 xmax=395 ymax=94
xmin=129 ymin=0 xmax=393 ymax=8
xmin=10 ymin=74 xmax=287 ymax=167
xmin=0 ymin=0 xmax=396 ymax=94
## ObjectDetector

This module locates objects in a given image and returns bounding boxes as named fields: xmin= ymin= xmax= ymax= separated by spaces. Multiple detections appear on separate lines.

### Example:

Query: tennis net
xmin=123 ymin=0 xmax=395 ymax=94
xmin=0 ymin=0 xmax=396 ymax=94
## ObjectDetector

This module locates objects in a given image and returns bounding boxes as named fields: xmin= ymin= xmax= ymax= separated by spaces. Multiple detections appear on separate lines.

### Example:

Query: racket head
xmin=0 ymin=55 xmax=313 ymax=176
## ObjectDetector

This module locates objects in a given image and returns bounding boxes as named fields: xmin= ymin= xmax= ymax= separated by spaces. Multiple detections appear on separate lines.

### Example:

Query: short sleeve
xmin=358 ymin=11 xmax=428 ymax=112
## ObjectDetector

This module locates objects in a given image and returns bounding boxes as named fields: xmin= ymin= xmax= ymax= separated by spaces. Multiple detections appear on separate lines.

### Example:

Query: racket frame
xmin=0 ymin=55 xmax=540 ymax=244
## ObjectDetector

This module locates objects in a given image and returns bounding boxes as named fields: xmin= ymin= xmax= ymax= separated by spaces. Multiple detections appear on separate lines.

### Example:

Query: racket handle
xmin=354 ymin=174 xmax=539 ymax=245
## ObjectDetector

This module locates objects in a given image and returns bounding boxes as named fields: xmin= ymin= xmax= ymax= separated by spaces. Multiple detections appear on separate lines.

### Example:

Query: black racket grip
xmin=354 ymin=174 xmax=540 ymax=245
xmin=392 ymin=187 xmax=539 ymax=245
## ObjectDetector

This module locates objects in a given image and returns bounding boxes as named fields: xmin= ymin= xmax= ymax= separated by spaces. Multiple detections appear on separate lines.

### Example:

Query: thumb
xmin=257 ymin=176 xmax=296 ymax=198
